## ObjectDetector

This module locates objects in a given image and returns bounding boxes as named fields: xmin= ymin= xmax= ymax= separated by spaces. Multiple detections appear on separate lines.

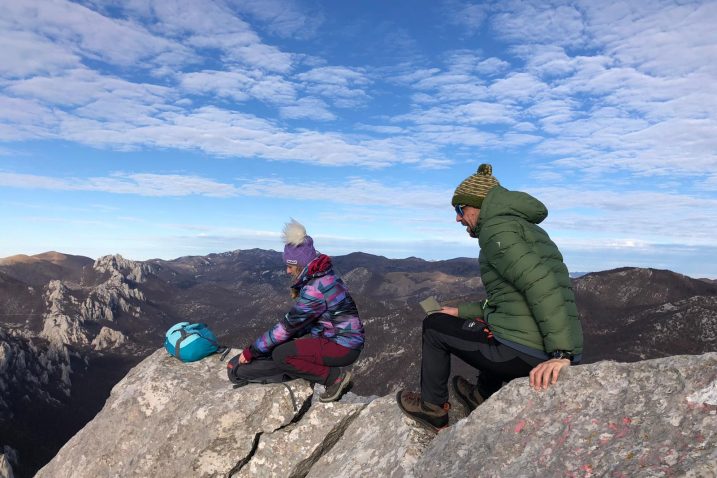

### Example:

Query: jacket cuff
xmin=458 ymin=302 xmax=484 ymax=319
xmin=241 ymin=347 xmax=253 ymax=362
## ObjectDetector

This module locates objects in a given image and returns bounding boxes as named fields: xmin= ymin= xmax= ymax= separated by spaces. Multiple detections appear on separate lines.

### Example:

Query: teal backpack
xmin=164 ymin=322 xmax=220 ymax=362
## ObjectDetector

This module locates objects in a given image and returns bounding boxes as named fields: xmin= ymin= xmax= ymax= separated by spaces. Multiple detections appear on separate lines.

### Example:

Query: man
xmin=396 ymin=163 xmax=583 ymax=432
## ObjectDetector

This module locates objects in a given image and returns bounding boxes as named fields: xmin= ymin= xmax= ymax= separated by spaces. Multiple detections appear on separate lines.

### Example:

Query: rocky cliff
xmin=3 ymin=251 xmax=717 ymax=476
xmin=37 ymin=350 xmax=716 ymax=478
xmin=0 ymin=447 xmax=15 ymax=478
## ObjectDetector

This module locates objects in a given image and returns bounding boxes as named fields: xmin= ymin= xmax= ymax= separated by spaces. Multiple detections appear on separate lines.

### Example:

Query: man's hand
xmin=440 ymin=306 xmax=459 ymax=316
xmin=529 ymin=358 xmax=570 ymax=390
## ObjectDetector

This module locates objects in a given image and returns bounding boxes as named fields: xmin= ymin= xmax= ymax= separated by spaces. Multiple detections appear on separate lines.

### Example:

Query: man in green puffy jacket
xmin=397 ymin=163 xmax=584 ymax=432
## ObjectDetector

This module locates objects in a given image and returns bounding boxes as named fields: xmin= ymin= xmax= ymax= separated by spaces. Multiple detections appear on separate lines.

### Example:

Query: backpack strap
xmin=173 ymin=329 xmax=191 ymax=360
xmin=193 ymin=323 xmax=220 ymax=348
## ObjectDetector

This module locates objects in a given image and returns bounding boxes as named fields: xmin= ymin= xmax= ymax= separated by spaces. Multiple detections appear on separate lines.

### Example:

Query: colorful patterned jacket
xmin=246 ymin=254 xmax=364 ymax=358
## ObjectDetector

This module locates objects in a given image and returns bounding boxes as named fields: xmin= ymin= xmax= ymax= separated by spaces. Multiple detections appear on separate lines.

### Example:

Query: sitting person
xmin=229 ymin=219 xmax=364 ymax=402
xmin=396 ymin=164 xmax=584 ymax=431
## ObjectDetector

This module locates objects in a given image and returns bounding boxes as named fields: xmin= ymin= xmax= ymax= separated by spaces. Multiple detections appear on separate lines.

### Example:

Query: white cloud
xmin=489 ymin=73 xmax=549 ymax=102
xmin=1 ymin=0 xmax=716 ymax=198
xmin=355 ymin=124 xmax=406 ymax=134
xmin=56 ymin=105 xmax=432 ymax=167
xmin=0 ymin=170 xmax=456 ymax=209
xmin=476 ymin=58 xmax=511 ymax=75
xmin=297 ymin=66 xmax=369 ymax=85
xmin=2 ymin=0 xmax=300 ymax=76
xmin=179 ymin=70 xmax=254 ymax=102
xmin=0 ymin=96 xmax=58 ymax=141
xmin=531 ymin=186 xmax=717 ymax=246
xmin=388 ymin=0 xmax=717 ymax=182
xmin=0 ymin=171 xmax=239 ymax=197
xmin=296 ymin=66 xmax=372 ymax=107
xmin=0 ymin=1 xmax=192 ymax=70
xmin=179 ymin=70 xmax=297 ymax=104
xmin=581 ymin=0 xmax=717 ymax=76
xmin=224 ymin=43 xmax=295 ymax=73
xmin=391 ymin=68 xmax=442 ymax=85
xmin=443 ymin=0 xmax=488 ymax=35
xmin=7 ymin=68 xmax=170 ymax=108
xmin=229 ymin=0 xmax=325 ymax=39
xmin=237 ymin=177 xmax=454 ymax=209
xmin=397 ymin=101 xmax=516 ymax=126
xmin=491 ymin=1 xmax=588 ymax=47
xmin=279 ymin=97 xmax=336 ymax=121
xmin=0 ymin=31 xmax=80 ymax=78
xmin=524 ymin=46 xmax=576 ymax=77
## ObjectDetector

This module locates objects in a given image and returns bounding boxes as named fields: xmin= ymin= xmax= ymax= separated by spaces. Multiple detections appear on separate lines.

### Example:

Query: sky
xmin=1 ymin=0 xmax=716 ymax=278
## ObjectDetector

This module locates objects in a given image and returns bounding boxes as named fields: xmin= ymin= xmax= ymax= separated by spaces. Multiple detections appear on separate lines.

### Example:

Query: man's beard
xmin=462 ymin=220 xmax=478 ymax=238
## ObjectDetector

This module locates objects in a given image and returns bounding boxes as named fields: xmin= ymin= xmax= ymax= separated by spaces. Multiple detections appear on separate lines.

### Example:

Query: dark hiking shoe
xmin=396 ymin=390 xmax=449 ymax=432
xmin=451 ymin=375 xmax=485 ymax=414
xmin=319 ymin=371 xmax=352 ymax=402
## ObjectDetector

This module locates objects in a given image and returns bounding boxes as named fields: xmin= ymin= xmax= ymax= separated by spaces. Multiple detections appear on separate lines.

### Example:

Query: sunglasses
xmin=454 ymin=204 xmax=465 ymax=217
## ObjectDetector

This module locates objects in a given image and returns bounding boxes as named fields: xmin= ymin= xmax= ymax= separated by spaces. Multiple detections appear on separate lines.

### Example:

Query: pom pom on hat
xmin=452 ymin=163 xmax=500 ymax=209
xmin=282 ymin=219 xmax=308 ymax=246
xmin=282 ymin=219 xmax=318 ymax=267
xmin=477 ymin=163 xmax=492 ymax=176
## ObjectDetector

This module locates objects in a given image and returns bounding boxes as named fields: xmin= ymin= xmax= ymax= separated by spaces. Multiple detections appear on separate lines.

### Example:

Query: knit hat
xmin=452 ymin=163 xmax=500 ymax=208
xmin=282 ymin=219 xmax=318 ymax=267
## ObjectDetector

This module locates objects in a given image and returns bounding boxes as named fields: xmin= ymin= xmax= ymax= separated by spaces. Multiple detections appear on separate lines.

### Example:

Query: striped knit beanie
xmin=451 ymin=163 xmax=500 ymax=208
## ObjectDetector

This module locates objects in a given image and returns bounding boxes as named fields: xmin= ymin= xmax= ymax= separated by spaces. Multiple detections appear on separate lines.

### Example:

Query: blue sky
xmin=1 ymin=0 xmax=716 ymax=278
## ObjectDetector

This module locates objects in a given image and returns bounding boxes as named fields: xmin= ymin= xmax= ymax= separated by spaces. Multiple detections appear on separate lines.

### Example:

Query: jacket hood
xmin=474 ymin=186 xmax=547 ymax=235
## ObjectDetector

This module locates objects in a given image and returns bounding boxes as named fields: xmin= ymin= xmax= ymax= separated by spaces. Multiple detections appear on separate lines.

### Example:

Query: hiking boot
xmin=319 ymin=371 xmax=352 ymax=402
xmin=451 ymin=375 xmax=485 ymax=414
xmin=396 ymin=390 xmax=449 ymax=432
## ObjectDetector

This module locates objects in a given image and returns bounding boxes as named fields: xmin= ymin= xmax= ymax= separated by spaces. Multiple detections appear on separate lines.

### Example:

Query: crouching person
xmin=397 ymin=164 xmax=583 ymax=432
xmin=228 ymin=219 xmax=364 ymax=403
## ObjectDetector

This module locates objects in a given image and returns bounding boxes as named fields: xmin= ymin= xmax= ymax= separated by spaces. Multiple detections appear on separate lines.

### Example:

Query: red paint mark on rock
xmin=622 ymin=417 xmax=632 ymax=425
xmin=514 ymin=419 xmax=526 ymax=433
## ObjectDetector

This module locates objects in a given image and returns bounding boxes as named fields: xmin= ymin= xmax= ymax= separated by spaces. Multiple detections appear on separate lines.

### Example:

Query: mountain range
xmin=1 ymin=250 xmax=716 ymax=477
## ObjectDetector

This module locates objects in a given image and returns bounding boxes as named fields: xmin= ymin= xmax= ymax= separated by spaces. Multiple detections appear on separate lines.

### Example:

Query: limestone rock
xmin=307 ymin=394 xmax=435 ymax=478
xmin=0 ymin=446 xmax=16 ymax=478
xmin=83 ymin=254 xmax=150 ymax=322
xmin=0 ymin=328 xmax=72 ymax=411
xmin=415 ymin=353 xmax=717 ymax=478
xmin=0 ymin=455 xmax=13 ymax=478
xmin=41 ymin=280 xmax=89 ymax=347
xmin=91 ymin=327 xmax=127 ymax=351
xmin=234 ymin=400 xmax=365 ymax=478
xmin=35 ymin=349 xmax=314 ymax=478
xmin=33 ymin=350 xmax=717 ymax=478
xmin=93 ymin=254 xmax=152 ymax=284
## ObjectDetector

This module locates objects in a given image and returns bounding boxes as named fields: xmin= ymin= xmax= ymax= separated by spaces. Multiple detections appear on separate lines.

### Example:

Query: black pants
xmin=421 ymin=313 xmax=543 ymax=405
xmin=232 ymin=338 xmax=360 ymax=385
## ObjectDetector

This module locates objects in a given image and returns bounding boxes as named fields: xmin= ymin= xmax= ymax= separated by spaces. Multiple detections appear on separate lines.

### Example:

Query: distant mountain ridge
xmin=1 ymin=249 xmax=716 ymax=477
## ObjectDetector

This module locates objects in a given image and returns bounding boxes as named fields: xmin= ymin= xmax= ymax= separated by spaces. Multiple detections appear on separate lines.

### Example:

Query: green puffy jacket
xmin=457 ymin=186 xmax=583 ymax=355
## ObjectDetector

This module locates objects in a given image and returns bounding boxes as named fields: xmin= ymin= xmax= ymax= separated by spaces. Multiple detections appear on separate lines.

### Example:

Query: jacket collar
xmin=291 ymin=254 xmax=332 ymax=290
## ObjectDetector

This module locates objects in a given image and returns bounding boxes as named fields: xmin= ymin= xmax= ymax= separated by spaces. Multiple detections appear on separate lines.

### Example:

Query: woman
xmin=229 ymin=219 xmax=364 ymax=402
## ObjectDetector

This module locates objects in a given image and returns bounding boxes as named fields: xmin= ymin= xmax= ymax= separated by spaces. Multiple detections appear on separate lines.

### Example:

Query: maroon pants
xmin=272 ymin=337 xmax=361 ymax=385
